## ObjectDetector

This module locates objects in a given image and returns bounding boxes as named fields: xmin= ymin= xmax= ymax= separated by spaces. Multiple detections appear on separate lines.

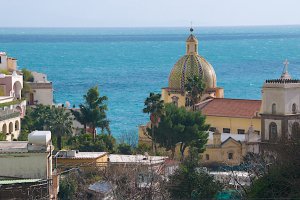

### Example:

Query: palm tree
xmin=143 ymin=92 xmax=164 ymax=154
xmin=72 ymin=86 xmax=110 ymax=140
xmin=49 ymin=107 xmax=73 ymax=150
xmin=185 ymin=75 xmax=206 ymax=111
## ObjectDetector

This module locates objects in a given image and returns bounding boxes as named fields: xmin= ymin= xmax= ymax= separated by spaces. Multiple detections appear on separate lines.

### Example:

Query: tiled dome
xmin=168 ymin=33 xmax=217 ymax=91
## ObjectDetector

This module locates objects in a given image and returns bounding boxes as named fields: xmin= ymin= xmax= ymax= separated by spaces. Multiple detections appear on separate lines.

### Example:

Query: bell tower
xmin=261 ymin=60 xmax=300 ymax=142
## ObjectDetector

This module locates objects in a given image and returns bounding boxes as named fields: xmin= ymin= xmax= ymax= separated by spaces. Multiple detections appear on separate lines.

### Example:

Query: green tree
xmin=72 ymin=86 xmax=110 ymax=140
xmin=150 ymin=103 xmax=209 ymax=159
xmin=168 ymin=148 xmax=223 ymax=199
xmin=48 ymin=108 xmax=73 ymax=150
xmin=21 ymin=68 xmax=34 ymax=82
xmin=0 ymin=132 xmax=6 ymax=141
xmin=143 ymin=92 xmax=164 ymax=154
xmin=67 ymin=133 xmax=116 ymax=153
xmin=185 ymin=75 xmax=206 ymax=110
xmin=117 ymin=143 xmax=132 ymax=155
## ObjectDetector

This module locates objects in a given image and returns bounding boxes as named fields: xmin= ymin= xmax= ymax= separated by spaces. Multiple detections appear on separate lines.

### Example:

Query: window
xmin=292 ymin=103 xmax=297 ymax=114
xmin=209 ymin=127 xmax=216 ymax=132
xmin=254 ymin=130 xmax=260 ymax=135
xmin=223 ymin=128 xmax=230 ymax=133
xmin=205 ymin=154 xmax=209 ymax=160
xmin=292 ymin=122 xmax=300 ymax=140
xmin=269 ymin=122 xmax=277 ymax=141
xmin=185 ymin=97 xmax=191 ymax=107
xmin=237 ymin=129 xmax=245 ymax=134
xmin=272 ymin=103 xmax=276 ymax=114
xmin=228 ymin=153 xmax=233 ymax=160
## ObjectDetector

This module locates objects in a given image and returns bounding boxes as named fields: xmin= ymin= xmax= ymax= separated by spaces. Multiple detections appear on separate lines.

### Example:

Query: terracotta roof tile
xmin=198 ymin=98 xmax=261 ymax=118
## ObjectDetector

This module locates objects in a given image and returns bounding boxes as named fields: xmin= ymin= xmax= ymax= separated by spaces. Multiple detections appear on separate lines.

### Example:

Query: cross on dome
xmin=280 ymin=59 xmax=292 ymax=80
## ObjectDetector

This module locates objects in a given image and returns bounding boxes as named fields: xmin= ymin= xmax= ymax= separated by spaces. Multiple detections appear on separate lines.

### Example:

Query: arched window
xmin=292 ymin=103 xmax=297 ymax=114
xmin=2 ymin=124 xmax=7 ymax=134
xmin=171 ymin=96 xmax=179 ymax=107
xmin=15 ymin=120 xmax=19 ymax=131
xmin=269 ymin=122 xmax=278 ymax=141
xmin=292 ymin=122 xmax=300 ymax=140
xmin=272 ymin=103 xmax=276 ymax=114
xmin=9 ymin=122 xmax=13 ymax=133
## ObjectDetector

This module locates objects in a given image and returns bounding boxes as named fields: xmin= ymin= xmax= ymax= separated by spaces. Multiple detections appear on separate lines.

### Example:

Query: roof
xmin=108 ymin=154 xmax=167 ymax=165
xmin=0 ymin=179 xmax=41 ymax=185
xmin=0 ymin=142 xmax=29 ymax=153
xmin=198 ymin=98 xmax=261 ymax=118
xmin=207 ymin=132 xmax=245 ymax=145
xmin=55 ymin=150 xmax=107 ymax=159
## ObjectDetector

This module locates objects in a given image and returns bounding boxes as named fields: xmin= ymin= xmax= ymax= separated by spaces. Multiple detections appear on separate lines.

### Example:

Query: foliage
xmin=0 ymin=99 xmax=24 ymax=108
xmin=247 ymin=138 xmax=300 ymax=199
xmin=67 ymin=133 xmax=116 ymax=153
xmin=21 ymin=68 xmax=34 ymax=82
xmin=168 ymin=148 xmax=223 ymax=199
xmin=135 ymin=143 xmax=151 ymax=154
xmin=20 ymin=105 xmax=73 ymax=149
xmin=0 ymin=69 xmax=9 ymax=75
xmin=0 ymin=132 xmax=6 ymax=141
xmin=148 ymin=103 xmax=209 ymax=159
xmin=72 ymin=86 xmax=110 ymax=139
xmin=143 ymin=92 xmax=164 ymax=153
xmin=117 ymin=143 xmax=132 ymax=155
xmin=48 ymin=107 xmax=73 ymax=150
xmin=58 ymin=175 xmax=78 ymax=200
xmin=185 ymin=75 xmax=206 ymax=110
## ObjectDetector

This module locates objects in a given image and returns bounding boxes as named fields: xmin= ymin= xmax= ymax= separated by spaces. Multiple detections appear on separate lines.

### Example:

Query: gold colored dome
xmin=168 ymin=32 xmax=217 ymax=91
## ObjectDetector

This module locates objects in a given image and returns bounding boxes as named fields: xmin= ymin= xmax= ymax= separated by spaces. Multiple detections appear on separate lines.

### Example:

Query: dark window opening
xmin=238 ymin=129 xmax=245 ymax=134
xmin=269 ymin=122 xmax=278 ymax=141
xmin=292 ymin=103 xmax=297 ymax=114
xmin=205 ymin=154 xmax=209 ymax=160
xmin=228 ymin=153 xmax=233 ymax=160
xmin=272 ymin=103 xmax=276 ymax=114
xmin=223 ymin=128 xmax=230 ymax=133
xmin=254 ymin=130 xmax=260 ymax=135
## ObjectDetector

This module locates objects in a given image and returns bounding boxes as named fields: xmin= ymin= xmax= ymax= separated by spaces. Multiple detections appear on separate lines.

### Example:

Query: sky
xmin=1 ymin=0 xmax=300 ymax=27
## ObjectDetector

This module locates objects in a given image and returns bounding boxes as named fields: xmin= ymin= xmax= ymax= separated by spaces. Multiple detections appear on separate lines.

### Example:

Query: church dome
xmin=168 ymin=31 xmax=217 ymax=91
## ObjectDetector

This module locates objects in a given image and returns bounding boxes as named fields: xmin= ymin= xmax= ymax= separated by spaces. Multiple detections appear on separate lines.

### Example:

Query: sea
xmin=1 ymin=26 xmax=300 ymax=139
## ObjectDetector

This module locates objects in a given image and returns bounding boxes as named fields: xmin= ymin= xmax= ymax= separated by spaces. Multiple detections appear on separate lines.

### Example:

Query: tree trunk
xmin=57 ymin=136 xmax=62 ymax=150
xmin=180 ymin=144 xmax=187 ymax=161
xmin=171 ymin=147 xmax=176 ymax=160
xmin=92 ymin=127 xmax=96 ymax=142
xmin=151 ymin=123 xmax=156 ymax=154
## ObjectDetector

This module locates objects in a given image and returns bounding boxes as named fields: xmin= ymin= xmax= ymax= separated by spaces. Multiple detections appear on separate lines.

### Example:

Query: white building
xmin=0 ymin=131 xmax=53 ymax=179
xmin=25 ymin=71 xmax=53 ymax=106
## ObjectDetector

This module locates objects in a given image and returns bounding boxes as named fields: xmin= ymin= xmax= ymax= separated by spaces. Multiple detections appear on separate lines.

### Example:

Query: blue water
xmin=1 ymin=26 xmax=300 ymax=137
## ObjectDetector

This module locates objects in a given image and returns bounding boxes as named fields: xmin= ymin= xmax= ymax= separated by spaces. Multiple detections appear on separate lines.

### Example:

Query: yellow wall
xmin=201 ymin=140 xmax=247 ymax=166
xmin=162 ymin=88 xmax=186 ymax=107
xmin=56 ymin=154 xmax=108 ymax=170
xmin=206 ymin=116 xmax=261 ymax=134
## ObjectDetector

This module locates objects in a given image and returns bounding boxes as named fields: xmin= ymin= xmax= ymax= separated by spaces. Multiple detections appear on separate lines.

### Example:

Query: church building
xmin=139 ymin=28 xmax=297 ymax=166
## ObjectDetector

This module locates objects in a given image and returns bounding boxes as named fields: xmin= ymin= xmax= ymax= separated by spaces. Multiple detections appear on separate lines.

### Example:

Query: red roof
xmin=198 ymin=98 xmax=261 ymax=118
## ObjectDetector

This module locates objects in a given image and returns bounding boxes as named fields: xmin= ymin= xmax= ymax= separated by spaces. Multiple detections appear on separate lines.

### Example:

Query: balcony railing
xmin=0 ymin=109 xmax=20 ymax=121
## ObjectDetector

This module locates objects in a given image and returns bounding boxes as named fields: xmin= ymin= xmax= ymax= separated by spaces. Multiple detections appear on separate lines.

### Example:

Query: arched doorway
xmin=2 ymin=124 xmax=7 ymax=134
xmin=13 ymin=81 xmax=22 ymax=99
xmin=269 ymin=122 xmax=278 ymax=141
xmin=9 ymin=122 xmax=13 ymax=134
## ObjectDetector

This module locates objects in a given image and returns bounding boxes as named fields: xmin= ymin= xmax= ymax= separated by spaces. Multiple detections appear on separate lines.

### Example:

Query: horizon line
xmin=1 ymin=24 xmax=300 ymax=29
